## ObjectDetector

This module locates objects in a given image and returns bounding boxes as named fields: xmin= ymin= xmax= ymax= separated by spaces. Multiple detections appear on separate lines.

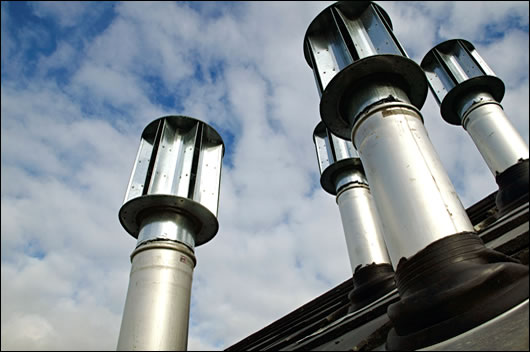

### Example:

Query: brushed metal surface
xmin=303 ymin=1 xmax=425 ymax=139
xmin=462 ymin=98 xmax=529 ymax=175
xmin=117 ymin=242 xmax=196 ymax=351
xmin=421 ymin=39 xmax=504 ymax=125
xmin=120 ymin=115 xmax=224 ymax=247
xmin=336 ymin=183 xmax=391 ymax=272
xmin=352 ymin=103 xmax=474 ymax=265
xmin=313 ymin=121 xmax=391 ymax=271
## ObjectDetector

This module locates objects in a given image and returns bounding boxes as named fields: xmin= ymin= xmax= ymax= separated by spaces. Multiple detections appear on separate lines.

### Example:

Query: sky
xmin=1 ymin=1 xmax=528 ymax=351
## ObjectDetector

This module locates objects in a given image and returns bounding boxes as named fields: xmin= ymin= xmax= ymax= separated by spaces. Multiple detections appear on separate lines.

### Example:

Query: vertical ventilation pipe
xmin=117 ymin=116 xmax=224 ymax=351
xmin=313 ymin=121 xmax=394 ymax=312
xmin=303 ymin=1 xmax=471 ymax=265
xmin=421 ymin=39 xmax=529 ymax=216
xmin=303 ymin=2 xmax=529 ymax=350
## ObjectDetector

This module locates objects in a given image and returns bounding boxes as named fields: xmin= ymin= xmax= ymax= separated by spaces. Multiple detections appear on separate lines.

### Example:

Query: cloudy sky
xmin=1 ymin=1 xmax=528 ymax=351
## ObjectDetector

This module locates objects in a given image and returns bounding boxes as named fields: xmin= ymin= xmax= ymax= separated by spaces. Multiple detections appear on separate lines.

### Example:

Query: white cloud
xmin=436 ymin=1 xmax=529 ymax=41
xmin=1 ymin=2 xmax=528 ymax=351
xmin=36 ymin=41 xmax=78 ymax=76
xmin=29 ymin=2 xmax=94 ymax=28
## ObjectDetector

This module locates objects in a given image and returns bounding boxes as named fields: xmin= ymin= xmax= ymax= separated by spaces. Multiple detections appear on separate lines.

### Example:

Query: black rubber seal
xmin=386 ymin=232 xmax=529 ymax=350
xmin=348 ymin=263 xmax=396 ymax=313
xmin=495 ymin=159 xmax=529 ymax=217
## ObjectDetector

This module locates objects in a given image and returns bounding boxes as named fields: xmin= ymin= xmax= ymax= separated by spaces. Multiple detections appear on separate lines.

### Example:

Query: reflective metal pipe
xmin=335 ymin=177 xmax=391 ymax=272
xmin=137 ymin=211 xmax=197 ymax=249
xmin=343 ymin=79 xmax=412 ymax=128
xmin=305 ymin=2 xmax=474 ymax=266
xmin=117 ymin=116 xmax=224 ymax=351
xmin=117 ymin=241 xmax=196 ymax=351
xmin=421 ymin=39 xmax=529 ymax=177
xmin=303 ymin=1 xmax=427 ymax=140
xmin=351 ymin=103 xmax=475 ymax=265
xmin=313 ymin=122 xmax=391 ymax=272
xmin=119 ymin=116 xmax=225 ymax=247
xmin=460 ymin=93 xmax=529 ymax=176
xmin=304 ymin=3 xmax=528 ymax=349
xmin=420 ymin=39 xmax=504 ymax=125
xmin=333 ymin=168 xmax=367 ymax=195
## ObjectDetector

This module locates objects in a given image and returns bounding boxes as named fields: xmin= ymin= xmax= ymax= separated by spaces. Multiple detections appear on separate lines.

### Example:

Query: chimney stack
xmin=303 ymin=0 xmax=472 ymax=275
xmin=313 ymin=121 xmax=394 ymax=312
xmin=421 ymin=39 xmax=529 ymax=216
xmin=117 ymin=115 xmax=224 ymax=351
xmin=303 ymin=2 xmax=529 ymax=350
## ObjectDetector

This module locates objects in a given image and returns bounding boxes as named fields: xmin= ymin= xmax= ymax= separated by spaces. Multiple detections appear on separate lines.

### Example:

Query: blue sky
xmin=1 ymin=1 xmax=528 ymax=350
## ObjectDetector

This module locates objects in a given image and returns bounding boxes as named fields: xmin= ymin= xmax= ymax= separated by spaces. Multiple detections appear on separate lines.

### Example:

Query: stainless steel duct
xmin=421 ymin=39 xmax=529 ymax=214
xmin=313 ymin=121 xmax=394 ymax=312
xmin=313 ymin=121 xmax=390 ymax=272
xmin=303 ymin=0 xmax=473 ymax=267
xmin=117 ymin=115 xmax=224 ymax=351
xmin=302 ymin=2 xmax=529 ymax=350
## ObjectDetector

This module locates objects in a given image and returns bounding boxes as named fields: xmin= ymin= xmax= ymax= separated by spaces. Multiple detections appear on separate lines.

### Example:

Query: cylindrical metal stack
xmin=117 ymin=115 xmax=224 ymax=351
xmin=313 ymin=122 xmax=394 ymax=311
xmin=421 ymin=39 xmax=529 ymax=215
xmin=313 ymin=121 xmax=391 ymax=271
xmin=303 ymin=0 xmax=473 ymax=267
xmin=303 ymin=2 xmax=529 ymax=350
